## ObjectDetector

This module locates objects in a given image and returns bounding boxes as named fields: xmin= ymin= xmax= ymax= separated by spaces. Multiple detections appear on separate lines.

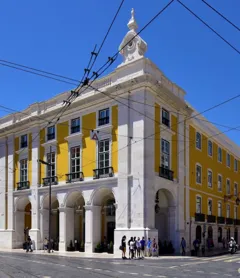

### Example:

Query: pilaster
xmin=7 ymin=135 xmax=14 ymax=231
xmin=0 ymin=137 xmax=7 ymax=229
xmin=59 ymin=207 xmax=74 ymax=252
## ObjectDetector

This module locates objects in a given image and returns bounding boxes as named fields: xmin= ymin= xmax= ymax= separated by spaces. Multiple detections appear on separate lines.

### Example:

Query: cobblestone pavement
xmin=0 ymin=251 xmax=239 ymax=277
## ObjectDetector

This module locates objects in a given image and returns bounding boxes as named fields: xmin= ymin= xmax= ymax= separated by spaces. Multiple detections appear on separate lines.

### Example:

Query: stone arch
xmin=15 ymin=196 xmax=31 ymax=212
xmin=65 ymin=190 xmax=85 ymax=208
xmin=91 ymin=187 xmax=116 ymax=206
xmin=41 ymin=193 xmax=58 ymax=210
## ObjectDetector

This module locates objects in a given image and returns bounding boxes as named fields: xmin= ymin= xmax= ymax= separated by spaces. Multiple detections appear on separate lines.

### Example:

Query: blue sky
xmin=0 ymin=0 xmax=239 ymax=144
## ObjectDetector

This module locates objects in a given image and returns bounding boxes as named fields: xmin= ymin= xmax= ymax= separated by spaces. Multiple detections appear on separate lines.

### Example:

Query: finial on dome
xmin=127 ymin=8 xmax=138 ymax=31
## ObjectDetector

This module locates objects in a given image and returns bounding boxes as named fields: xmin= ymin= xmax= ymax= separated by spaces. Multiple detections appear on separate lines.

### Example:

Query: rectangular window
xmin=208 ymin=140 xmax=213 ymax=156
xmin=234 ymin=207 xmax=238 ymax=220
xmin=218 ymin=202 xmax=222 ymax=217
xmin=226 ymin=179 xmax=230 ymax=195
xmin=196 ymin=132 xmax=202 ymax=150
xmin=71 ymin=118 xmax=80 ymax=134
xmin=47 ymin=152 xmax=55 ymax=178
xmin=208 ymin=170 xmax=212 ymax=188
xmin=226 ymin=204 xmax=230 ymax=218
xmin=227 ymin=153 xmax=231 ymax=167
xmin=20 ymin=134 xmax=28 ymax=148
xmin=218 ymin=175 xmax=222 ymax=192
xmin=20 ymin=159 xmax=28 ymax=182
xmin=162 ymin=109 xmax=170 ymax=127
xmin=234 ymin=159 xmax=238 ymax=172
xmin=98 ymin=108 xmax=110 ymax=126
xmin=98 ymin=139 xmax=110 ymax=173
xmin=218 ymin=147 xmax=222 ymax=162
xmin=161 ymin=139 xmax=170 ymax=169
xmin=208 ymin=199 xmax=212 ymax=215
xmin=47 ymin=126 xmax=55 ymax=141
xmin=71 ymin=146 xmax=80 ymax=179
xmin=234 ymin=183 xmax=238 ymax=197
xmin=196 ymin=165 xmax=202 ymax=184
xmin=196 ymin=196 xmax=202 ymax=213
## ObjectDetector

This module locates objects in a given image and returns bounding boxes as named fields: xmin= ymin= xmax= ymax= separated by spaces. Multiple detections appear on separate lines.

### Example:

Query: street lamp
xmin=38 ymin=146 xmax=52 ymax=254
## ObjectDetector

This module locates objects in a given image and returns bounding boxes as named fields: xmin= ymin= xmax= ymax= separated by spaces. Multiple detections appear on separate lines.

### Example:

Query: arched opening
xmin=155 ymin=189 xmax=175 ymax=251
xmin=208 ymin=226 xmax=213 ymax=239
xmin=65 ymin=191 xmax=85 ymax=251
xmin=218 ymin=227 xmax=222 ymax=243
xmin=41 ymin=195 xmax=59 ymax=250
xmin=207 ymin=226 xmax=214 ymax=248
xmin=227 ymin=227 xmax=231 ymax=242
xmin=92 ymin=188 xmax=116 ymax=252
xmin=15 ymin=197 xmax=32 ymax=248
xmin=196 ymin=225 xmax=202 ymax=243
xmin=234 ymin=228 xmax=238 ymax=244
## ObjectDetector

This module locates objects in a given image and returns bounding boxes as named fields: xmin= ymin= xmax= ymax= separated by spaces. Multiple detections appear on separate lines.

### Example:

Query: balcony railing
xmin=217 ymin=216 xmax=225 ymax=224
xmin=98 ymin=117 xmax=109 ymax=126
xmin=207 ymin=215 xmax=216 ymax=223
xmin=42 ymin=176 xmax=58 ymax=186
xmin=234 ymin=219 xmax=240 ymax=226
xmin=66 ymin=172 xmax=84 ymax=183
xmin=17 ymin=181 xmax=30 ymax=190
xmin=47 ymin=133 xmax=55 ymax=141
xmin=93 ymin=167 xmax=114 ymax=179
xmin=226 ymin=218 xmax=234 ymax=225
xmin=159 ymin=167 xmax=174 ymax=181
xmin=162 ymin=117 xmax=170 ymax=127
xmin=195 ymin=213 xmax=205 ymax=222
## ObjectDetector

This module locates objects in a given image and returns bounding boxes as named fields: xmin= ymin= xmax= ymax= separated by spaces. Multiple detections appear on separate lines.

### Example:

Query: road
xmin=0 ymin=252 xmax=239 ymax=277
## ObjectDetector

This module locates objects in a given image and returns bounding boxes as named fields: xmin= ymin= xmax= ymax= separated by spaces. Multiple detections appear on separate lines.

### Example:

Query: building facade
xmin=0 ymin=10 xmax=239 ymax=254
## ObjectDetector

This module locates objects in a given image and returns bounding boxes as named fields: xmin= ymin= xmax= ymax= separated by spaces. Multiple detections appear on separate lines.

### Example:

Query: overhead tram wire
xmin=201 ymin=0 xmax=240 ymax=32
xmin=176 ymin=0 xmax=240 ymax=55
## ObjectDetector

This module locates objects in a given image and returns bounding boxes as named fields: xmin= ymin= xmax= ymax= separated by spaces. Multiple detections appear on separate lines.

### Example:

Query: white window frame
xmin=207 ymin=169 xmax=213 ymax=188
xmin=208 ymin=198 xmax=213 ymax=216
xmin=160 ymin=107 xmax=171 ymax=129
xmin=96 ymin=136 xmax=112 ymax=170
xmin=20 ymin=134 xmax=28 ymax=149
xmin=45 ymin=125 xmax=57 ymax=142
xmin=208 ymin=140 xmax=213 ymax=157
xmin=234 ymin=182 xmax=238 ymax=197
xmin=226 ymin=204 xmax=230 ymax=218
xmin=161 ymin=138 xmax=170 ymax=169
xmin=196 ymin=132 xmax=202 ymax=150
xmin=234 ymin=159 xmax=238 ymax=172
xmin=20 ymin=158 xmax=28 ymax=182
xmin=96 ymin=107 xmax=111 ymax=128
xmin=161 ymin=108 xmax=170 ymax=127
xmin=218 ymin=201 xmax=222 ymax=217
xmin=218 ymin=174 xmax=222 ymax=192
xmin=196 ymin=195 xmax=202 ymax=214
xmin=218 ymin=147 xmax=222 ymax=163
xmin=226 ymin=153 xmax=231 ymax=168
xmin=46 ymin=151 xmax=56 ymax=178
xmin=196 ymin=163 xmax=202 ymax=185
xmin=69 ymin=117 xmax=81 ymax=135
xmin=67 ymin=140 xmax=83 ymax=176
xmin=226 ymin=178 xmax=231 ymax=195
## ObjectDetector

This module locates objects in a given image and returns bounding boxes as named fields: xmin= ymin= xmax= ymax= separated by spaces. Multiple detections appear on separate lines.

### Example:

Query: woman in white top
xmin=129 ymin=237 xmax=134 ymax=259
xmin=136 ymin=237 xmax=141 ymax=259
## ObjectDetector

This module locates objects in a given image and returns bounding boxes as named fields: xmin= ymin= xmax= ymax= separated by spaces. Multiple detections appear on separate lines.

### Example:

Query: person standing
xmin=136 ymin=237 xmax=141 ymax=259
xmin=152 ymin=238 xmax=158 ymax=257
xmin=146 ymin=238 xmax=152 ymax=257
xmin=180 ymin=237 xmax=186 ymax=256
xmin=129 ymin=237 xmax=134 ymax=259
xmin=121 ymin=235 xmax=127 ymax=259
xmin=26 ymin=236 xmax=33 ymax=253
xmin=193 ymin=238 xmax=200 ymax=256
xmin=140 ymin=237 xmax=146 ymax=258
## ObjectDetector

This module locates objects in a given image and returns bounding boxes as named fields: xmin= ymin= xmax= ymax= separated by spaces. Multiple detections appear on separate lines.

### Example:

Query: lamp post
xmin=38 ymin=146 xmax=52 ymax=253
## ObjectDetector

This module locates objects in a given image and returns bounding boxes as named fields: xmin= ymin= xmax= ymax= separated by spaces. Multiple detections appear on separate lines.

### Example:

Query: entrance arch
xmin=15 ymin=196 xmax=32 ymax=248
xmin=65 ymin=191 xmax=85 ymax=250
xmin=155 ymin=189 xmax=176 ymax=246
xmin=208 ymin=226 xmax=213 ymax=239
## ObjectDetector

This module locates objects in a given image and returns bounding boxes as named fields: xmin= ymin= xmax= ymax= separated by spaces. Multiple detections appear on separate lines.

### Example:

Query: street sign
xmin=90 ymin=130 xmax=99 ymax=141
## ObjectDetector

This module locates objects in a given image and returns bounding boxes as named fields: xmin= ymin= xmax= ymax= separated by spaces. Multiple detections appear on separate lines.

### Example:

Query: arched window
xmin=196 ymin=225 xmax=202 ymax=243
xmin=208 ymin=226 xmax=213 ymax=239
xmin=227 ymin=228 xmax=231 ymax=241
xmin=218 ymin=227 xmax=222 ymax=243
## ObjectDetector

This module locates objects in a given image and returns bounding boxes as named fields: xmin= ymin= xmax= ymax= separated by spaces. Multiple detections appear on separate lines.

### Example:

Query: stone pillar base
xmin=85 ymin=242 xmax=94 ymax=254
xmin=59 ymin=241 xmax=66 ymax=252
xmin=0 ymin=230 xmax=16 ymax=249
xmin=29 ymin=229 xmax=41 ymax=250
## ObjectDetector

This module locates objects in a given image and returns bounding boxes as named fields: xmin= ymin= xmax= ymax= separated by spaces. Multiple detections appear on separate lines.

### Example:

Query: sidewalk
xmin=186 ymin=247 xmax=229 ymax=257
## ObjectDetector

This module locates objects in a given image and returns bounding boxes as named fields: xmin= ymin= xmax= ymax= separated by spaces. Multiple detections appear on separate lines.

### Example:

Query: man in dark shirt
xmin=140 ymin=237 xmax=146 ymax=258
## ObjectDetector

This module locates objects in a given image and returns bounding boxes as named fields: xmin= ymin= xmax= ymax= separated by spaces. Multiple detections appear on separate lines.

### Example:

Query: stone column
xmin=84 ymin=205 xmax=101 ymax=253
xmin=58 ymin=207 xmax=74 ymax=252
xmin=40 ymin=209 xmax=49 ymax=246
xmin=168 ymin=206 xmax=177 ymax=250
xmin=14 ymin=210 xmax=25 ymax=248
xmin=29 ymin=127 xmax=41 ymax=249
xmin=0 ymin=138 xmax=7 ymax=230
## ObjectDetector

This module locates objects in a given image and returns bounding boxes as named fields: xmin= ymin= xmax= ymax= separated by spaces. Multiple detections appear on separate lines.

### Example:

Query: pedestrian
xmin=26 ymin=236 xmax=33 ymax=253
xmin=146 ymin=238 xmax=152 ymax=257
xmin=136 ymin=237 xmax=141 ymax=259
xmin=152 ymin=238 xmax=158 ymax=257
xmin=140 ymin=237 xmax=145 ymax=258
xmin=121 ymin=235 xmax=127 ymax=259
xmin=128 ymin=237 xmax=132 ymax=259
xmin=222 ymin=237 xmax=226 ymax=249
xmin=43 ymin=237 xmax=48 ymax=252
xmin=129 ymin=237 xmax=134 ymax=259
xmin=180 ymin=237 xmax=186 ymax=256
xmin=193 ymin=238 xmax=200 ymax=256
xmin=133 ymin=237 xmax=137 ymax=258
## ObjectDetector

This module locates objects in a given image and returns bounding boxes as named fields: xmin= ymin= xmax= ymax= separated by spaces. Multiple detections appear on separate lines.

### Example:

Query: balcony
xmin=17 ymin=181 xmax=30 ymax=190
xmin=98 ymin=117 xmax=109 ymax=126
xmin=159 ymin=167 xmax=174 ymax=181
xmin=42 ymin=176 xmax=58 ymax=186
xmin=207 ymin=215 xmax=216 ymax=223
xmin=162 ymin=117 xmax=170 ymax=127
xmin=217 ymin=216 xmax=225 ymax=224
xmin=226 ymin=218 xmax=234 ymax=225
xmin=234 ymin=219 xmax=240 ymax=226
xmin=195 ymin=213 xmax=205 ymax=222
xmin=93 ymin=167 xmax=114 ymax=179
xmin=66 ymin=172 xmax=84 ymax=183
